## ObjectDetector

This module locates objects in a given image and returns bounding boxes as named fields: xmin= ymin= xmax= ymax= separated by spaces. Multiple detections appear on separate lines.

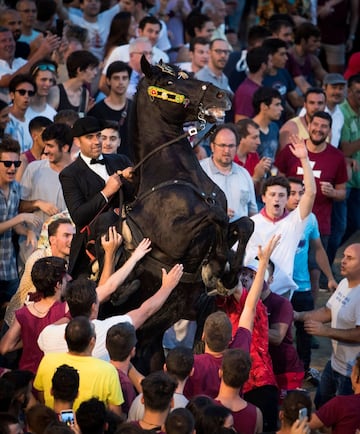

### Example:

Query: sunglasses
xmin=32 ymin=64 xmax=57 ymax=75
xmin=0 ymin=160 xmax=21 ymax=168
xmin=15 ymin=89 xmax=35 ymax=97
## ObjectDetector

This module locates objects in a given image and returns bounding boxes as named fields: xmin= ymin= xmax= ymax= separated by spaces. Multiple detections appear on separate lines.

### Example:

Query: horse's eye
xmin=167 ymin=80 xmax=174 ymax=85
xmin=217 ymin=91 xmax=225 ymax=99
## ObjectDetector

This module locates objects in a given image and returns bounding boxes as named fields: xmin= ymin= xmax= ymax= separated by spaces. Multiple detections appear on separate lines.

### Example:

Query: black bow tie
xmin=90 ymin=158 xmax=105 ymax=165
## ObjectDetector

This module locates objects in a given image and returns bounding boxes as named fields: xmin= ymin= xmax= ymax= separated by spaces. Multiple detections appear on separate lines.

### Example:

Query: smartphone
xmin=56 ymin=18 xmax=64 ymax=38
xmin=60 ymin=409 xmax=75 ymax=426
xmin=298 ymin=407 xmax=308 ymax=421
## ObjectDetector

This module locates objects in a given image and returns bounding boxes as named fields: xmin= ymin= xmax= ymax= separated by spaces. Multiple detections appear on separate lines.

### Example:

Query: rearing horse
xmin=119 ymin=57 xmax=253 ymax=366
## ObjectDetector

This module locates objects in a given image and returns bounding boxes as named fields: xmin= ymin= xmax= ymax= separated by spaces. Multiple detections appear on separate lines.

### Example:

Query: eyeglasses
xmin=32 ymin=64 xmax=57 ymax=75
xmin=15 ymin=89 xmax=35 ymax=97
xmin=17 ymin=8 xmax=36 ymax=12
xmin=212 ymin=48 xmax=231 ymax=55
xmin=213 ymin=142 xmax=236 ymax=149
xmin=131 ymin=51 xmax=153 ymax=56
xmin=0 ymin=160 xmax=21 ymax=168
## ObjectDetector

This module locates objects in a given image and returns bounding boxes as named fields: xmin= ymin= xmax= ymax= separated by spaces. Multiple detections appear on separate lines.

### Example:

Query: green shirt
xmin=340 ymin=99 xmax=360 ymax=188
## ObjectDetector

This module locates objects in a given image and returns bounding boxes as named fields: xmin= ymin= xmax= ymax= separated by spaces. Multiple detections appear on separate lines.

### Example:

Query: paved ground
xmin=302 ymin=230 xmax=360 ymax=394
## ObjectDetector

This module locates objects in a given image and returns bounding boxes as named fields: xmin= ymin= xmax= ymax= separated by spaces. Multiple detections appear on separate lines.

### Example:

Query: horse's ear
xmin=141 ymin=55 xmax=153 ymax=78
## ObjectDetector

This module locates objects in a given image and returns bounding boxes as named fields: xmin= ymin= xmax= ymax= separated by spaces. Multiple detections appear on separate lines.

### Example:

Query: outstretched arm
xmin=289 ymin=134 xmax=316 ymax=220
xmin=239 ymin=235 xmax=280 ymax=332
xmin=128 ymin=264 xmax=184 ymax=329
xmin=97 ymin=226 xmax=123 ymax=287
xmin=96 ymin=238 xmax=152 ymax=303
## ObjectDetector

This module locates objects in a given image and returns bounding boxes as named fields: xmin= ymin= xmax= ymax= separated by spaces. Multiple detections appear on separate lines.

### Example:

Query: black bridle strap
xmin=131 ymin=129 xmax=194 ymax=172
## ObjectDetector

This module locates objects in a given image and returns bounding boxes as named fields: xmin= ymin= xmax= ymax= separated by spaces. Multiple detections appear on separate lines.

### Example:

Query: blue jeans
xmin=315 ymin=359 xmax=353 ymax=409
xmin=291 ymin=290 xmax=314 ymax=372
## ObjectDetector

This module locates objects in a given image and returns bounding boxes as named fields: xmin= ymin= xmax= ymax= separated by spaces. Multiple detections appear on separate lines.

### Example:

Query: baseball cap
xmin=323 ymin=73 xmax=347 ymax=86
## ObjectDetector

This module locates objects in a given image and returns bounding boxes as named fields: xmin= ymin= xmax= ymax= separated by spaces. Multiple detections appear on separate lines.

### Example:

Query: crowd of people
xmin=0 ymin=0 xmax=360 ymax=432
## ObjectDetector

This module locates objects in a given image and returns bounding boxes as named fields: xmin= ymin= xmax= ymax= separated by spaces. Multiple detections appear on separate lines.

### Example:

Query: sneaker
xmin=305 ymin=368 xmax=321 ymax=386
xmin=311 ymin=336 xmax=320 ymax=349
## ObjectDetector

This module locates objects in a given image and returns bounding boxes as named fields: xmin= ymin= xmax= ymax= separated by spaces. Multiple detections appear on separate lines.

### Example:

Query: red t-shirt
xmin=234 ymin=152 xmax=260 ymax=176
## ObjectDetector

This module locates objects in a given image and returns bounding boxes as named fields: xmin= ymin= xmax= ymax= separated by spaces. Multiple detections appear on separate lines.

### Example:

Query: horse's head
xmin=139 ymin=56 xmax=231 ymax=127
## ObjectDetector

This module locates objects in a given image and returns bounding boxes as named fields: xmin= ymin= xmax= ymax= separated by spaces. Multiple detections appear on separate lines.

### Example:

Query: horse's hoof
xmin=110 ymin=279 xmax=141 ymax=306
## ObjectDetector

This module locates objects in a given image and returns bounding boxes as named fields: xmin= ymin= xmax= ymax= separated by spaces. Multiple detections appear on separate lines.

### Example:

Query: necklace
xmin=141 ymin=420 xmax=162 ymax=428
xmin=32 ymin=302 xmax=52 ymax=315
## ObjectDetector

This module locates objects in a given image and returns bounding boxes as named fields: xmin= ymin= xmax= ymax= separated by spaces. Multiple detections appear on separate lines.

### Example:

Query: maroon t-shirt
xmin=117 ymin=369 xmax=136 ymax=415
xmin=234 ymin=152 xmax=260 ymax=177
xmin=215 ymin=399 xmax=258 ymax=434
xmin=183 ymin=327 xmax=251 ymax=399
xmin=262 ymin=292 xmax=303 ymax=375
xmin=275 ymin=142 xmax=348 ymax=235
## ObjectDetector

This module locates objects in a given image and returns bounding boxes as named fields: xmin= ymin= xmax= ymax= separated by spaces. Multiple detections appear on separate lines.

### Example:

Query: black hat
xmin=72 ymin=116 xmax=107 ymax=138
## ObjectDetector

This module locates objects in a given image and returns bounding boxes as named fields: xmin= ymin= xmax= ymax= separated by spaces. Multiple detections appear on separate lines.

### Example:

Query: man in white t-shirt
xmin=296 ymin=243 xmax=360 ymax=408
xmin=244 ymin=133 xmax=316 ymax=296
xmin=38 ymin=260 xmax=183 ymax=360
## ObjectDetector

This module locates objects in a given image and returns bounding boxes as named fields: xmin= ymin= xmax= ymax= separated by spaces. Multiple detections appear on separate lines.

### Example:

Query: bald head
xmin=340 ymin=244 xmax=360 ymax=284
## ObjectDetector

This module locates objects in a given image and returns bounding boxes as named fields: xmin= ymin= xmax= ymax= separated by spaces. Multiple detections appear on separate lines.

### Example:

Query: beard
xmin=309 ymin=134 xmax=326 ymax=146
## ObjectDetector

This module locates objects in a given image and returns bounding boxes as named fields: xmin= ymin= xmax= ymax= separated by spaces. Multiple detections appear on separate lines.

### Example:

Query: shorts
xmin=322 ymin=43 xmax=346 ymax=66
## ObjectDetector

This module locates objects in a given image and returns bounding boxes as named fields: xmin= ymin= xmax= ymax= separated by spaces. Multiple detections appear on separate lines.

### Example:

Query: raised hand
xmin=101 ymin=226 xmax=122 ymax=256
xmin=132 ymin=238 xmax=152 ymax=261
xmin=257 ymin=234 xmax=281 ymax=262
xmin=289 ymin=134 xmax=308 ymax=160
xmin=19 ymin=213 xmax=42 ymax=228
xmin=161 ymin=264 xmax=184 ymax=290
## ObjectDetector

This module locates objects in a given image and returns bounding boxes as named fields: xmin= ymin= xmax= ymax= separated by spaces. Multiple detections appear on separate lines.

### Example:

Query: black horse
xmin=112 ymin=57 xmax=253 ymax=369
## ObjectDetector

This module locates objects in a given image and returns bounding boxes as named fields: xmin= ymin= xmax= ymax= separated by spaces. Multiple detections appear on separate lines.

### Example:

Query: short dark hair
xmin=282 ymin=390 xmax=312 ymax=427
xmin=184 ymin=12 xmax=211 ymax=39
xmin=65 ymin=316 xmax=95 ymax=353
xmin=304 ymin=86 xmax=326 ymax=101
xmin=310 ymin=110 xmax=332 ymax=128
xmin=2 ymin=370 xmax=34 ymax=394
xmin=0 ymin=135 xmax=20 ymax=157
xmin=221 ymin=348 xmax=251 ymax=388
xmin=246 ymin=46 xmax=270 ymax=73
xmin=31 ymin=256 xmax=67 ymax=297
xmin=247 ymin=25 xmax=271 ymax=48
xmin=201 ymin=404 xmax=232 ymax=433
xmin=268 ymin=18 xmax=294 ymax=34
xmin=287 ymin=176 xmax=303 ymax=187
xmin=236 ymin=118 xmax=259 ymax=140
xmin=185 ymin=395 xmax=213 ymax=433
xmin=348 ymin=73 xmax=360 ymax=88
xmin=211 ymin=123 xmax=239 ymax=146
xmin=252 ymin=86 xmax=282 ymax=114
xmin=203 ymin=311 xmax=232 ymax=352
xmin=165 ymin=408 xmax=195 ymax=434
xmin=76 ymin=398 xmax=107 ymax=434
xmin=106 ymin=60 xmax=131 ymax=80
xmin=48 ymin=218 xmax=73 ymax=238
xmin=294 ymin=22 xmax=321 ymax=45
xmin=106 ymin=322 xmax=137 ymax=362
xmin=189 ymin=36 xmax=209 ymax=52
xmin=66 ymin=50 xmax=99 ymax=79
xmin=54 ymin=110 xmax=79 ymax=127
xmin=64 ymin=278 xmax=97 ymax=318
xmin=141 ymin=371 xmax=177 ymax=412
xmin=165 ymin=347 xmax=194 ymax=381
xmin=42 ymin=123 xmax=73 ymax=151
xmin=0 ymin=379 xmax=15 ymax=412
xmin=28 ymin=116 xmax=53 ymax=135
xmin=262 ymin=37 xmax=287 ymax=55
xmin=43 ymin=421 xmax=74 ymax=434
xmin=26 ymin=404 xmax=58 ymax=434
xmin=262 ymin=175 xmax=290 ymax=196
xmin=138 ymin=15 xmax=161 ymax=31
xmin=0 ymin=412 xmax=20 ymax=432
xmin=9 ymin=74 xmax=36 ymax=94
xmin=51 ymin=364 xmax=79 ymax=402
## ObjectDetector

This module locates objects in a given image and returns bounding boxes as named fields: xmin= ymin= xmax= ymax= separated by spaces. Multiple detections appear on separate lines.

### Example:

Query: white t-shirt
xmin=0 ymin=57 xmax=27 ymax=103
xmin=38 ymin=314 xmax=132 ymax=361
xmin=70 ymin=4 xmax=120 ymax=60
xmin=327 ymin=279 xmax=360 ymax=376
xmin=25 ymin=104 xmax=57 ymax=122
xmin=244 ymin=207 xmax=308 ymax=295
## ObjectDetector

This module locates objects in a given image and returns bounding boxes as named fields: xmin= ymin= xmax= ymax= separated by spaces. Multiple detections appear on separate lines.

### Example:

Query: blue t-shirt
xmin=258 ymin=122 xmax=279 ymax=161
xmin=293 ymin=213 xmax=320 ymax=291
